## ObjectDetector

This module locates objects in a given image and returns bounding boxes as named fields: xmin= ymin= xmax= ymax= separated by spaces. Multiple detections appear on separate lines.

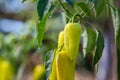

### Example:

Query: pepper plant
xmin=22 ymin=0 xmax=120 ymax=80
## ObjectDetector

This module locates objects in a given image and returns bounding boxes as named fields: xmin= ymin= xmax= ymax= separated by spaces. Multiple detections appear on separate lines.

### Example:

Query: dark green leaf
xmin=22 ymin=0 xmax=27 ymax=3
xmin=44 ymin=49 xmax=56 ymax=79
xmin=37 ymin=0 xmax=48 ymax=20
xmin=66 ymin=0 xmax=74 ymax=6
xmin=36 ymin=13 xmax=49 ymax=47
xmin=93 ymin=31 xmax=104 ymax=65
xmin=117 ymin=48 xmax=120 ymax=79
xmin=93 ymin=0 xmax=105 ymax=16
xmin=77 ymin=2 xmax=91 ymax=16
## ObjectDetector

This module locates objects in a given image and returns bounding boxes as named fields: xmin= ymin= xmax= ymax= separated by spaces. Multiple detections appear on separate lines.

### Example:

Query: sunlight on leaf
xmin=44 ymin=49 xmax=56 ymax=79
xmin=82 ymin=25 xmax=97 ymax=56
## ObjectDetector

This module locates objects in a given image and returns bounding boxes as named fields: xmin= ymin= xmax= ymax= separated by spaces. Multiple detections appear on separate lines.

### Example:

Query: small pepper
xmin=58 ymin=31 xmax=64 ymax=47
xmin=0 ymin=60 xmax=14 ymax=80
xmin=33 ymin=64 xmax=45 ymax=80
xmin=49 ymin=31 xmax=64 ymax=80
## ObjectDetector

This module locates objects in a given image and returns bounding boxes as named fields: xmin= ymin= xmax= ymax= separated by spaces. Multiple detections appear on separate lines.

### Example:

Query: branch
xmin=0 ymin=9 xmax=28 ymax=21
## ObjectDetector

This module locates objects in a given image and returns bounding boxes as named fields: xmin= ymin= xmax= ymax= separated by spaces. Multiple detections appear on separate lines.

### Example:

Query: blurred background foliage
xmin=0 ymin=0 xmax=65 ymax=79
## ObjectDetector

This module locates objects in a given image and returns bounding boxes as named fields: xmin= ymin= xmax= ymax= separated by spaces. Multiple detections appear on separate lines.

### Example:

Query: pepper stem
xmin=71 ymin=13 xmax=81 ymax=23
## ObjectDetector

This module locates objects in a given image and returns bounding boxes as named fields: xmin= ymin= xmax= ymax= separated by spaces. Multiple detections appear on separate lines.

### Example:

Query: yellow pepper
xmin=64 ymin=23 xmax=82 ymax=61
xmin=56 ymin=51 xmax=75 ymax=80
xmin=49 ymin=31 xmax=64 ymax=80
xmin=33 ymin=64 xmax=45 ymax=80
xmin=49 ymin=50 xmax=58 ymax=80
xmin=49 ymin=23 xmax=82 ymax=80
xmin=58 ymin=31 xmax=64 ymax=47
xmin=0 ymin=60 xmax=14 ymax=80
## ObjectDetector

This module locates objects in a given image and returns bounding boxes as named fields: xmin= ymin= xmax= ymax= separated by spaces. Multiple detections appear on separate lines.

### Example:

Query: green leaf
xmin=83 ymin=25 xmax=97 ymax=56
xmin=93 ymin=31 xmax=104 ymax=65
xmin=36 ymin=0 xmax=57 ymax=47
xmin=44 ymin=49 xmax=56 ymax=79
xmin=115 ymin=9 xmax=120 ymax=80
xmin=93 ymin=0 xmax=105 ymax=16
xmin=36 ymin=13 xmax=49 ymax=47
xmin=77 ymin=2 xmax=91 ymax=16
xmin=111 ymin=9 xmax=120 ymax=47
xmin=110 ymin=2 xmax=120 ymax=78
xmin=66 ymin=0 xmax=74 ymax=6
xmin=37 ymin=0 xmax=48 ymax=20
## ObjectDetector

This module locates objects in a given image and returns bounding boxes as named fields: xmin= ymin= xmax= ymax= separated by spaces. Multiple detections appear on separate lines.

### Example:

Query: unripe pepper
xmin=56 ymin=51 xmax=75 ymax=80
xmin=64 ymin=23 xmax=82 ymax=61
xmin=49 ymin=31 xmax=64 ymax=80
xmin=33 ymin=64 xmax=45 ymax=80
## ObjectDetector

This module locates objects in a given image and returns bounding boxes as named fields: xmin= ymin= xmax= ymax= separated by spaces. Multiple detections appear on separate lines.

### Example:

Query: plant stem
xmin=71 ymin=13 xmax=81 ymax=22
xmin=82 ymin=5 xmax=94 ymax=19
xmin=57 ymin=0 xmax=73 ymax=18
